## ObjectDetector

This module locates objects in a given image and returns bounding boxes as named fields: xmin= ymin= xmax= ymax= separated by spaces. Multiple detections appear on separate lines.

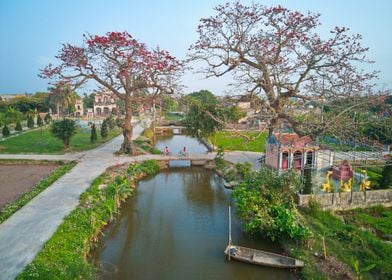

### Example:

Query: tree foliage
xmin=27 ymin=116 xmax=35 ymax=129
xmin=90 ymin=124 xmax=97 ymax=144
xmin=101 ymin=119 xmax=109 ymax=139
xmin=37 ymin=115 xmax=43 ymax=127
xmin=232 ymin=167 xmax=310 ymax=241
xmin=15 ymin=121 xmax=22 ymax=132
xmin=380 ymin=158 xmax=392 ymax=189
xmin=190 ymin=2 xmax=377 ymax=136
xmin=44 ymin=113 xmax=52 ymax=124
xmin=2 ymin=125 xmax=10 ymax=137
xmin=40 ymin=31 xmax=183 ymax=154
xmin=51 ymin=119 xmax=77 ymax=149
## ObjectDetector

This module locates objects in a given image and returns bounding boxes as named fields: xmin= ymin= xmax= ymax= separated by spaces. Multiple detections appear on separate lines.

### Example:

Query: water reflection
xmin=91 ymin=168 xmax=293 ymax=280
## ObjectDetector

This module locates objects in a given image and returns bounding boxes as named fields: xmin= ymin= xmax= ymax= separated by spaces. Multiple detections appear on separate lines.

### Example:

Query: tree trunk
xmin=118 ymin=95 xmax=137 ymax=155
xmin=57 ymin=103 xmax=60 ymax=118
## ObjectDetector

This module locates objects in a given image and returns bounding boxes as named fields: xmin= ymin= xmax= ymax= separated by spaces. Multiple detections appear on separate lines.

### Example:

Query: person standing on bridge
xmin=182 ymin=146 xmax=187 ymax=155
xmin=164 ymin=146 xmax=169 ymax=156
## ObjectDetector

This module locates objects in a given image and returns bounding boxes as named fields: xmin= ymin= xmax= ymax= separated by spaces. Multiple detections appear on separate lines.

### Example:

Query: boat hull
xmin=225 ymin=245 xmax=304 ymax=269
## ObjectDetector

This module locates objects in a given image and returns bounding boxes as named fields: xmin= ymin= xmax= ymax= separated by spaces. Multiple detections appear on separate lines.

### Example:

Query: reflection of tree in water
xmin=180 ymin=168 xmax=228 ymax=210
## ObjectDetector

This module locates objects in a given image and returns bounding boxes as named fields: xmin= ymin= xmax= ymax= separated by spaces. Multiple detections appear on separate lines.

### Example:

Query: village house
xmin=74 ymin=97 xmax=83 ymax=117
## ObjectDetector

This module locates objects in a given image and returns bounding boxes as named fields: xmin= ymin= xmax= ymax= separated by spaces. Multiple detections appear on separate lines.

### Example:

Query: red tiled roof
xmin=273 ymin=133 xmax=314 ymax=146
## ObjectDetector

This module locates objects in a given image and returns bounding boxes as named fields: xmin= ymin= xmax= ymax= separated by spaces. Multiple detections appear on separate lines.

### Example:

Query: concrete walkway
xmin=0 ymin=123 xmax=262 ymax=279
xmin=0 ymin=124 xmax=145 ymax=279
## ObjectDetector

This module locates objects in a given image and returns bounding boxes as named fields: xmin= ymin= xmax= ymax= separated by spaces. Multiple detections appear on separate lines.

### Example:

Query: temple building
xmin=93 ymin=90 xmax=118 ymax=116
xmin=265 ymin=133 xmax=319 ymax=171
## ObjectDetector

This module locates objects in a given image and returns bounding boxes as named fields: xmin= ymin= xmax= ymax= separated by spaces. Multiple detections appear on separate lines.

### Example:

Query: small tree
xmin=2 ymin=125 xmax=10 ymax=137
xmin=44 ymin=113 xmax=52 ymax=124
xmin=51 ymin=119 xmax=77 ymax=149
xmin=90 ymin=124 xmax=97 ymax=143
xmin=303 ymin=166 xmax=313 ymax=194
xmin=380 ymin=158 xmax=392 ymax=189
xmin=37 ymin=115 xmax=43 ymax=127
xmin=27 ymin=116 xmax=35 ymax=129
xmin=15 ymin=121 xmax=23 ymax=132
xmin=101 ymin=119 xmax=109 ymax=138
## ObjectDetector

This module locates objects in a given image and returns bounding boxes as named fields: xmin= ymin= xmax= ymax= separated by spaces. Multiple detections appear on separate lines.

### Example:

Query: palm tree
xmin=48 ymin=83 xmax=77 ymax=117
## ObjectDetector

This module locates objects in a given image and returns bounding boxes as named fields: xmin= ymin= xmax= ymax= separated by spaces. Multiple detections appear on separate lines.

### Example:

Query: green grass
xmin=164 ymin=112 xmax=184 ymax=122
xmin=0 ymin=127 xmax=121 ymax=154
xmin=0 ymin=161 xmax=77 ymax=224
xmin=209 ymin=131 xmax=267 ymax=152
xmin=288 ymin=203 xmax=392 ymax=279
xmin=17 ymin=160 xmax=161 ymax=280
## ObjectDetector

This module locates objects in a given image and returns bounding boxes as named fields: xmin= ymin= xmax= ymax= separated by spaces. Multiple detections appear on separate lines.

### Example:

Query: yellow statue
xmin=340 ymin=178 xmax=353 ymax=192
xmin=359 ymin=170 xmax=371 ymax=191
xmin=321 ymin=171 xmax=333 ymax=193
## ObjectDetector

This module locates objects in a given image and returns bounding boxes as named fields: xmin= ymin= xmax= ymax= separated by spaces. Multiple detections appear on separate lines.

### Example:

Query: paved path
xmin=0 ymin=123 xmax=262 ymax=279
xmin=0 ymin=124 xmax=145 ymax=279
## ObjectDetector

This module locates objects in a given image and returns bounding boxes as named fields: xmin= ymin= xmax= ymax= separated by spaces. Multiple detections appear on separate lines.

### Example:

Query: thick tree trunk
xmin=118 ymin=95 xmax=137 ymax=155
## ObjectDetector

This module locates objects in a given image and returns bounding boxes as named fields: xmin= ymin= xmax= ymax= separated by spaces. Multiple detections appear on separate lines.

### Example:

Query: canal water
xmin=155 ymin=135 xmax=209 ymax=154
xmin=91 ymin=168 xmax=292 ymax=280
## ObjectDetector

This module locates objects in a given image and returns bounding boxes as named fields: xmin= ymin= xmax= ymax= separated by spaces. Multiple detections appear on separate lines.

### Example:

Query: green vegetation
xmin=0 ymin=127 xmax=121 ymax=154
xmin=2 ymin=124 xmax=10 ymax=137
xmin=380 ymin=157 xmax=392 ymax=189
xmin=90 ymin=124 xmax=97 ymax=144
xmin=27 ymin=116 xmax=34 ymax=129
xmin=209 ymin=131 xmax=267 ymax=152
xmin=37 ymin=115 xmax=43 ymax=127
xmin=51 ymin=119 xmax=77 ymax=149
xmin=0 ymin=161 xmax=76 ymax=224
xmin=18 ymin=160 xmax=161 ymax=280
xmin=287 ymin=203 xmax=392 ymax=279
xmin=354 ymin=166 xmax=383 ymax=189
xmin=164 ymin=112 xmax=184 ymax=122
xmin=44 ymin=113 xmax=52 ymax=124
xmin=100 ymin=119 xmax=108 ymax=138
xmin=232 ymin=167 xmax=309 ymax=241
xmin=15 ymin=121 xmax=22 ymax=132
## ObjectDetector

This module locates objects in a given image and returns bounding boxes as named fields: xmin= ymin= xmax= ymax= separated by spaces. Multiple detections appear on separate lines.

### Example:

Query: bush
xmin=15 ymin=121 xmax=23 ymax=132
xmin=106 ymin=116 xmax=116 ymax=130
xmin=2 ymin=124 xmax=10 ymax=137
xmin=44 ymin=113 xmax=52 ymax=124
xmin=101 ymin=119 xmax=108 ymax=138
xmin=232 ymin=167 xmax=309 ymax=241
xmin=51 ymin=119 xmax=77 ymax=149
xmin=90 ymin=124 xmax=97 ymax=144
xmin=380 ymin=158 xmax=392 ymax=189
xmin=37 ymin=115 xmax=43 ymax=127
xmin=27 ymin=116 xmax=35 ymax=128
xmin=303 ymin=166 xmax=313 ymax=194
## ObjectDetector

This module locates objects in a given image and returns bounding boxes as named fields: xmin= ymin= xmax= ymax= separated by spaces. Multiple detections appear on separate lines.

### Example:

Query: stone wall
xmin=296 ymin=189 xmax=392 ymax=210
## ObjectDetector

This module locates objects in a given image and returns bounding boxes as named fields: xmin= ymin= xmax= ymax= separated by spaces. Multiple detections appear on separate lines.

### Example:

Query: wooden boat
xmin=225 ymin=206 xmax=304 ymax=269
xmin=224 ymin=244 xmax=304 ymax=268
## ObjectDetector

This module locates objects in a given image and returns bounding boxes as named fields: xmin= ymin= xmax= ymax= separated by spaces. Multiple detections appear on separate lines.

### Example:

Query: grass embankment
xmin=0 ymin=161 xmax=77 ymax=224
xmin=287 ymin=204 xmax=392 ymax=279
xmin=353 ymin=166 xmax=383 ymax=189
xmin=0 ymin=127 xmax=121 ymax=154
xmin=209 ymin=131 xmax=267 ymax=152
xmin=18 ymin=160 xmax=161 ymax=279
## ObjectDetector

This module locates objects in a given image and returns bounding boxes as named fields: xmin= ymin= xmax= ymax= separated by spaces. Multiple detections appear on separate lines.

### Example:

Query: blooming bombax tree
xmin=190 ymin=2 xmax=377 ymax=137
xmin=41 ymin=32 xmax=183 ymax=154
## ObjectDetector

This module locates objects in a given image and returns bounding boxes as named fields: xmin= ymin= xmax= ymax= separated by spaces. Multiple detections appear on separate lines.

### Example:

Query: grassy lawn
xmin=209 ymin=131 xmax=267 ymax=152
xmin=0 ymin=127 xmax=121 ymax=154
xmin=287 ymin=204 xmax=392 ymax=279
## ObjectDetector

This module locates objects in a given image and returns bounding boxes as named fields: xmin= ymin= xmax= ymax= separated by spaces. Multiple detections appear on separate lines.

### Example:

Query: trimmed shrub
xmin=15 ymin=121 xmax=23 ymax=132
xmin=101 ymin=119 xmax=108 ymax=138
xmin=2 ymin=124 xmax=10 ymax=137
xmin=27 ymin=116 xmax=34 ymax=129
xmin=37 ymin=115 xmax=43 ymax=127
xmin=44 ymin=113 xmax=52 ymax=124
xmin=90 ymin=124 xmax=97 ymax=144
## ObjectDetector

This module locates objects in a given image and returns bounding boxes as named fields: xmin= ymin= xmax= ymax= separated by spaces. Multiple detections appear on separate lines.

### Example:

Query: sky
xmin=0 ymin=0 xmax=391 ymax=96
